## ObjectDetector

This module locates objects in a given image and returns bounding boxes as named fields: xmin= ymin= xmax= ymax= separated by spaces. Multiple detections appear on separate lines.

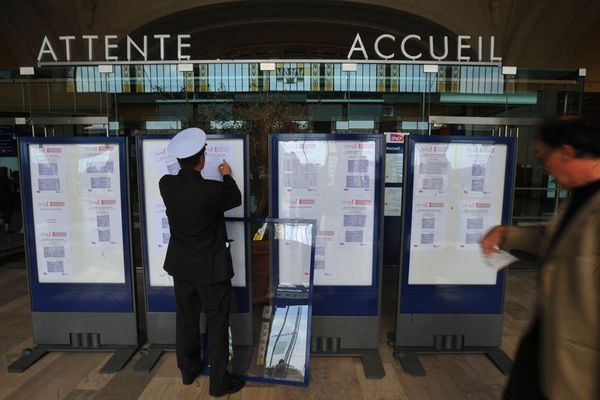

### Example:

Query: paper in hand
xmin=484 ymin=250 xmax=519 ymax=270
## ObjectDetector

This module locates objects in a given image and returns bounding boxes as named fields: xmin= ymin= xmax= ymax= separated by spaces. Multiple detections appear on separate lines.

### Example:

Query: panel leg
xmin=100 ymin=347 xmax=138 ymax=373
xmin=133 ymin=347 xmax=165 ymax=373
xmin=486 ymin=347 xmax=513 ymax=375
xmin=361 ymin=350 xmax=385 ymax=379
xmin=395 ymin=350 xmax=426 ymax=376
xmin=7 ymin=346 xmax=49 ymax=373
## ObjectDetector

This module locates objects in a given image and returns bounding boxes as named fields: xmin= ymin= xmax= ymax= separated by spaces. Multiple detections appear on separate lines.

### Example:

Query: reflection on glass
xmin=262 ymin=305 xmax=308 ymax=381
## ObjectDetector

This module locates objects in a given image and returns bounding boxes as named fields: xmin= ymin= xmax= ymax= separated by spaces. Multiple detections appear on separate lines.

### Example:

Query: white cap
xmin=167 ymin=128 xmax=207 ymax=158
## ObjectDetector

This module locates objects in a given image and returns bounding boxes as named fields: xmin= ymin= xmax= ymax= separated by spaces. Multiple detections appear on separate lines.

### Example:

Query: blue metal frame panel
xmin=136 ymin=134 xmax=251 ymax=313
xmin=270 ymin=133 xmax=384 ymax=317
xmin=399 ymin=135 xmax=516 ymax=314
xmin=19 ymin=136 xmax=134 ymax=313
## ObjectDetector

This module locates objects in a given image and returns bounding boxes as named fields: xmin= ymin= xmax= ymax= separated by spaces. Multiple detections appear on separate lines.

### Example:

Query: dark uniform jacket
xmin=159 ymin=168 xmax=242 ymax=283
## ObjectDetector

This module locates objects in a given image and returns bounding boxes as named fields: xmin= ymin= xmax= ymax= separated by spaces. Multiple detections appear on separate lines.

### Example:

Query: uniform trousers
xmin=173 ymin=278 xmax=232 ymax=391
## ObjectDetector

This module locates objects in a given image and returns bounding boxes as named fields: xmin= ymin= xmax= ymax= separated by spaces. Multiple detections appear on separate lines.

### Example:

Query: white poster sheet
xmin=277 ymin=139 xmax=378 ymax=286
xmin=141 ymin=137 xmax=247 ymax=287
xmin=28 ymin=143 xmax=126 ymax=283
xmin=408 ymin=142 xmax=507 ymax=285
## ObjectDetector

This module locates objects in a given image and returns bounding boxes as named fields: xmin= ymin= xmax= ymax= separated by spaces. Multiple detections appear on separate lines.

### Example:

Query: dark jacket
xmin=159 ymin=168 xmax=242 ymax=283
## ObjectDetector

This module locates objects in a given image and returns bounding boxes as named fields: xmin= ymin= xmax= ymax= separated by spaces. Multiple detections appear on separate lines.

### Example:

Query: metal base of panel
xmin=392 ymin=314 xmax=512 ymax=376
xmin=312 ymin=316 xmax=379 ymax=349
xmin=394 ymin=349 xmax=426 ymax=376
xmin=100 ymin=347 xmax=139 ymax=373
xmin=9 ymin=312 xmax=140 ymax=373
xmin=7 ymin=347 xmax=48 ymax=373
xmin=32 ymin=312 xmax=138 ymax=346
xmin=133 ymin=345 xmax=173 ymax=373
xmin=394 ymin=314 xmax=503 ymax=347
xmin=310 ymin=316 xmax=384 ymax=379
xmin=310 ymin=349 xmax=385 ymax=379
xmin=146 ymin=312 xmax=176 ymax=345
xmin=393 ymin=346 xmax=512 ymax=376
xmin=485 ymin=346 xmax=513 ymax=375
xmin=7 ymin=344 xmax=138 ymax=373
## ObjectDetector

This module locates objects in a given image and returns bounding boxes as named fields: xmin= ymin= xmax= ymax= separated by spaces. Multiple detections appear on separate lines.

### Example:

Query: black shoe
xmin=209 ymin=377 xmax=245 ymax=397
xmin=181 ymin=366 xmax=204 ymax=385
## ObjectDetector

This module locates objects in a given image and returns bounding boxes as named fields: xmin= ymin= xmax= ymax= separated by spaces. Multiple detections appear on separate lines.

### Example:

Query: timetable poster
xmin=408 ymin=142 xmax=508 ymax=285
xmin=28 ymin=143 xmax=125 ymax=283
xmin=141 ymin=138 xmax=246 ymax=287
xmin=277 ymin=140 xmax=377 ymax=286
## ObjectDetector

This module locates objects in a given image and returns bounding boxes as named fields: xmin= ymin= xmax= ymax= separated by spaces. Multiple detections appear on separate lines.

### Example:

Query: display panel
xmin=28 ymin=143 xmax=125 ymax=283
xmin=407 ymin=142 xmax=508 ymax=285
xmin=276 ymin=139 xmax=377 ymax=286
xmin=140 ymin=136 xmax=246 ymax=287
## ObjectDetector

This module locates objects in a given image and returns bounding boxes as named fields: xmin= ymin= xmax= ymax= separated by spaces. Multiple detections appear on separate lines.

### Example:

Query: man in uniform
xmin=159 ymin=128 xmax=245 ymax=396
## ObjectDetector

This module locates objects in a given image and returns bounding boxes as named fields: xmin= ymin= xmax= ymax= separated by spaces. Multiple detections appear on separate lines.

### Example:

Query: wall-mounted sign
xmin=347 ymin=33 xmax=502 ymax=62
xmin=36 ymin=32 xmax=502 ymax=64
xmin=37 ymin=34 xmax=192 ymax=62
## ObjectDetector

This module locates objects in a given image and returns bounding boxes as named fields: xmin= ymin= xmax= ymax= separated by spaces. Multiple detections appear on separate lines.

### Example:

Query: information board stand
xmin=394 ymin=135 xmax=516 ymax=376
xmin=8 ymin=137 xmax=138 ymax=374
xmin=270 ymin=134 xmax=385 ymax=379
xmin=133 ymin=134 xmax=251 ymax=373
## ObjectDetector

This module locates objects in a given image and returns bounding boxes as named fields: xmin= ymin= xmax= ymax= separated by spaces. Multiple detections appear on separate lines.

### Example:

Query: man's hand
xmin=480 ymin=225 xmax=509 ymax=256
xmin=218 ymin=159 xmax=232 ymax=176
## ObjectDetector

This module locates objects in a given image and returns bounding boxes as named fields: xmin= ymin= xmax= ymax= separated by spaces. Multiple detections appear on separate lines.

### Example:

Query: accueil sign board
xmin=346 ymin=33 xmax=502 ymax=62
xmin=36 ymin=33 xmax=502 ymax=63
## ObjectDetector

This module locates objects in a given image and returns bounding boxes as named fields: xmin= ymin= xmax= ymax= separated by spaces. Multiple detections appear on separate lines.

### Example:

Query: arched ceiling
xmin=121 ymin=1 xmax=464 ymax=61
